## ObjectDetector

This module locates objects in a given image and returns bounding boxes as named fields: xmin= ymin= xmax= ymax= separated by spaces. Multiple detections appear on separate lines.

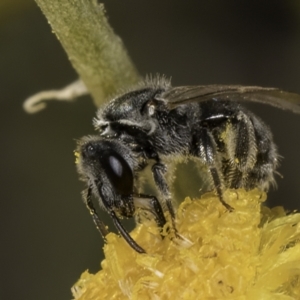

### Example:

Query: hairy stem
xmin=34 ymin=0 xmax=140 ymax=106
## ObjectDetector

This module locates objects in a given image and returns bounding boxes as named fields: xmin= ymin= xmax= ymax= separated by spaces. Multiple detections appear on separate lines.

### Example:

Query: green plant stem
xmin=34 ymin=0 xmax=140 ymax=106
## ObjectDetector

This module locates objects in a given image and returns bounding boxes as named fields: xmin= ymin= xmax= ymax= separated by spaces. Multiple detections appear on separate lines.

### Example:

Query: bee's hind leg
xmin=151 ymin=162 xmax=181 ymax=236
xmin=192 ymin=127 xmax=234 ymax=211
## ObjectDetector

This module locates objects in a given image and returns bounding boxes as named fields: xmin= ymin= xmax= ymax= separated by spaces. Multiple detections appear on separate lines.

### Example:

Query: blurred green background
xmin=1 ymin=1 xmax=300 ymax=299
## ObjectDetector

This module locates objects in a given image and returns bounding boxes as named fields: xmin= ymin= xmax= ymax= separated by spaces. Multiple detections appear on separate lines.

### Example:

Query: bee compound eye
xmin=108 ymin=155 xmax=123 ymax=178
xmin=103 ymin=152 xmax=134 ymax=196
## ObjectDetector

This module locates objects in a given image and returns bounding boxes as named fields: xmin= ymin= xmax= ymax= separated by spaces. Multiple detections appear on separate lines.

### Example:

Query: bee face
xmin=77 ymin=136 xmax=135 ymax=198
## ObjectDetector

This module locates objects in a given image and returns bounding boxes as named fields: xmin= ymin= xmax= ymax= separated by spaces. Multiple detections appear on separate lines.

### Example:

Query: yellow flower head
xmin=72 ymin=189 xmax=300 ymax=300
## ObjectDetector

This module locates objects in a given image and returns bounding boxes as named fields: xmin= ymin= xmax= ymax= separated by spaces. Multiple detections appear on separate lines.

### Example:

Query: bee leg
xmin=193 ymin=128 xmax=234 ymax=211
xmin=94 ymin=186 xmax=146 ymax=254
xmin=108 ymin=209 xmax=146 ymax=253
xmin=225 ymin=111 xmax=257 ymax=189
xmin=84 ymin=186 xmax=109 ymax=239
xmin=133 ymin=194 xmax=167 ymax=229
xmin=151 ymin=163 xmax=180 ymax=236
xmin=210 ymin=166 xmax=234 ymax=211
xmin=225 ymin=111 xmax=278 ymax=191
xmin=85 ymin=187 xmax=145 ymax=253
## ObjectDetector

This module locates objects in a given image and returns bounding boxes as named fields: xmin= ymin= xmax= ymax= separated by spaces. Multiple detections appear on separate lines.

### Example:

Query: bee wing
xmin=159 ymin=85 xmax=300 ymax=114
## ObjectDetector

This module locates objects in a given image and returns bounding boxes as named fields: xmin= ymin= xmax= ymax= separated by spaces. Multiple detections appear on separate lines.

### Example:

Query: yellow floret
xmin=72 ymin=189 xmax=300 ymax=299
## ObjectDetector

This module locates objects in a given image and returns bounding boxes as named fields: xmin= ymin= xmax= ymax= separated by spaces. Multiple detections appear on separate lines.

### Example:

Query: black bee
xmin=76 ymin=76 xmax=300 ymax=253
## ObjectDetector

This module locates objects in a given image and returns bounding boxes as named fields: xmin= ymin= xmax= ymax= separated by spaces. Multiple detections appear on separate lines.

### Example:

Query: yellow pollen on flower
xmin=72 ymin=189 xmax=300 ymax=300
